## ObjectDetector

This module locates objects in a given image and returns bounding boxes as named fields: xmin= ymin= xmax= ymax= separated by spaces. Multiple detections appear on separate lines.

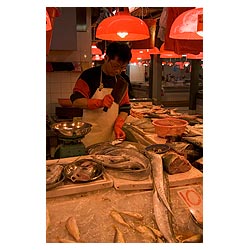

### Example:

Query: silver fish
xmin=91 ymin=155 xmax=132 ymax=169
xmin=150 ymin=152 xmax=173 ymax=215
xmin=123 ymin=124 xmax=154 ymax=146
xmin=153 ymin=189 xmax=177 ymax=243
xmin=104 ymin=148 xmax=151 ymax=168
xmin=46 ymin=164 xmax=63 ymax=184
xmin=90 ymin=145 xmax=151 ymax=180
xmin=105 ymin=166 xmax=150 ymax=181
xmin=87 ymin=142 xmax=117 ymax=155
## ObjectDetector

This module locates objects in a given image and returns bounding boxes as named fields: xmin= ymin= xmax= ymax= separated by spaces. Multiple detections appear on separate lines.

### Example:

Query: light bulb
xmin=117 ymin=32 xmax=128 ymax=38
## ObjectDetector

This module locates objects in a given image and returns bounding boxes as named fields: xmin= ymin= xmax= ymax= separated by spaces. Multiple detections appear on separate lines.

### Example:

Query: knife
xmin=103 ymin=74 xmax=128 ymax=112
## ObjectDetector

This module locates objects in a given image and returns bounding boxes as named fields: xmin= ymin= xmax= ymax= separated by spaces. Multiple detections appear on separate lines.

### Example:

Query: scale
xmin=51 ymin=121 xmax=92 ymax=159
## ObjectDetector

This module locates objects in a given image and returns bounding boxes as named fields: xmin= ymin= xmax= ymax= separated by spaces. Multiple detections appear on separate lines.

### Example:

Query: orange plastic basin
xmin=152 ymin=117 xmax=188 ymax=137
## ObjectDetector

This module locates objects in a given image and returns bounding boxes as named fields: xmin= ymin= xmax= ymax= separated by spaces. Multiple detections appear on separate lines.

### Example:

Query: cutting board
xmin=46 ymin=172 xmax=113 ymax=198
xmin=111 ymin=166 xmax=202 ymax=191
xmin=46 ymin=156 xmax=113 ymax=198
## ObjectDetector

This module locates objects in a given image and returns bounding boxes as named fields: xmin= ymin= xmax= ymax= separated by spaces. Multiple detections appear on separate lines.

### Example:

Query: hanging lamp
xmin=159 ymin=43 xmax=181 ymax=67
xmin=46 ymin=10 xmax=52 ymax=31
xmin=169 ymin=8 xmax=203 ymax=40
xmin=186 ymin=52 xmax=203 ymax=59
xmin=197 ymin=13 xmax=203 ymax=37
xmin=91 ymin=44 xmax=102 ymax=55
xmin=167 ymin=61 xmax=174 ymax=67
xmin=131 ymin=47 xmax=159 ymax=62
xmin=96 ymin=7 xmax=150 ymax=41
xmin=160 ymin=50 xmax=182 ymax=59
xmin=183 ymin=61 xmax=190 ymax=67
xmin=159 ymin=43 xmax=182 ymax=58
xmin=131 ymin=50 xmax=150 ymax=61
xmin=92 ymin=54 xmax=104 ymax=61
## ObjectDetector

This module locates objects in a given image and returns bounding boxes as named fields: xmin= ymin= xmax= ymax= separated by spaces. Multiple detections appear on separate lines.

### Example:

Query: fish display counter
xmin=46 ymin=138 xmax=203 ymax=243
xmin=46 ymin=182 xmax=202 ymax=243
xmin=46 ymin=103 xmax=203 ymax=243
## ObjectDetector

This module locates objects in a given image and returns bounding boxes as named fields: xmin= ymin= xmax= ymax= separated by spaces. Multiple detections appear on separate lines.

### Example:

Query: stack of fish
xmin=88 ymin=142 xmax=152 ymax=181
xmin=110 ymin=209 xmax=166 ymax=243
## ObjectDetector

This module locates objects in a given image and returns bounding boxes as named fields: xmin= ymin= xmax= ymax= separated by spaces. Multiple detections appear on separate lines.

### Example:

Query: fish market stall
xmin=46 ymin=103 xmax=203 ymax=243
xmin=46 ymin=140 xmax=203 ymax=243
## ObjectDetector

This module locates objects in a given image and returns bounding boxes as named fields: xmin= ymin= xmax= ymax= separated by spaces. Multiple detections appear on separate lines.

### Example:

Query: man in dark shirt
xmin=70 ymin=42 xmax=132 ymax=146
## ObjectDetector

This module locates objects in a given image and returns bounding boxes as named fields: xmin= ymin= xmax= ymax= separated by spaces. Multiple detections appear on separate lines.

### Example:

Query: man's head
xmin=104 ymin=42 xmax=132 ymax=76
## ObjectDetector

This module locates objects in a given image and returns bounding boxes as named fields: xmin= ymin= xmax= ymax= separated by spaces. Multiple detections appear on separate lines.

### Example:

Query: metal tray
xmin=64 ymin=159 xmax=103 ymax=183
xmin=46 ymin=173 xmax=65 ymax=190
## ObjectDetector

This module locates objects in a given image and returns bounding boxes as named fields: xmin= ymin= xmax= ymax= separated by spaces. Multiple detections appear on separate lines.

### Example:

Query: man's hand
xmin=114 ymin=116 xmax=126 ymax=140
xmin=102 ymin=94 xmax=114 ymax=108
xmin=87 ymin=94 xmax=114 ymax=109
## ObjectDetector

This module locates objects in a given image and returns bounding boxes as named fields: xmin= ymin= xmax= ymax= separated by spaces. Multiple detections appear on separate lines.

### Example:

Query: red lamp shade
xmin=91 ymin=45 xmax=102 ymax=55
xmin=160 ymin=43 xmax=182 ymax=58
xmin=96 ymin=9 xmax=150 ymax=41
xmin=160 ymin=51 xmax=182 ymax=59
xmin=92 ymin=55 xmax=104 ymax=61
xmin=160 ymin=44 xmax=182 ymax=58
xmin=131 ymin=50 xmax=150 ymax=61
xmin=46 ymin=10 xmax=52 ymax=31
xmin=186 ymin=52 xmax=203 ymax=59
xmin=146 ymin=47 xmax=160 ymax=54
xmin=197 ymin=13 xmax=203 ymax=37
xmin=131 ymin=47 xmax=159 ymax=62
xmin=169 ymin=8 xmax=203 ymax=40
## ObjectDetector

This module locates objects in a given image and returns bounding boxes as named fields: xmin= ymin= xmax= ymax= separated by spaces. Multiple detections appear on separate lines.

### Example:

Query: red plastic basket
xmin=152 ymin=117 xmax=188 ymax=137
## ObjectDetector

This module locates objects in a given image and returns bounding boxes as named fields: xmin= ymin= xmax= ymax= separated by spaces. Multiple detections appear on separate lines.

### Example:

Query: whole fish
xmin=92 ymin=155 xmax=143 ymax=170
xmin=105 ymin=166 xmax=150 ymax=181
xmin=87 ymin=142 xmax=117 ymax=155
xmin=46 ymin=164 xmax=63 ymax=184
xmin=115 ymin=210 xmax=144 ymax=220
xmin=135 ymin=225 xmax=157 ymax=242
xmin=65 ymin=216 xmax=81 ymax=242
xmin=110 ymin=210 xmax=131 ymax=228
xmin=105 ymin=148 xmax=151 ymax=172
xmin=92 ymin=155 xmax=130 ymax=164
xmin=113 ymin=225 xmax=126 ymax=243
xmin=149 ymin=152 xmax=173 ymax=215
xmin=123 ymin=124 xmax=154 ymax=146
xmin=153 ymin=189 xmax=177 ymax=243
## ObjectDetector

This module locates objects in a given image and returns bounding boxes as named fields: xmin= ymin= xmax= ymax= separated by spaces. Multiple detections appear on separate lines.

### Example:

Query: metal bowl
xmin=46 ymin=172 xmax=65 ymax=190
xmin=64 ymin=159 xmax=103 ymax=182
xmin=51 ymin=121 xmax=92 ymax=138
